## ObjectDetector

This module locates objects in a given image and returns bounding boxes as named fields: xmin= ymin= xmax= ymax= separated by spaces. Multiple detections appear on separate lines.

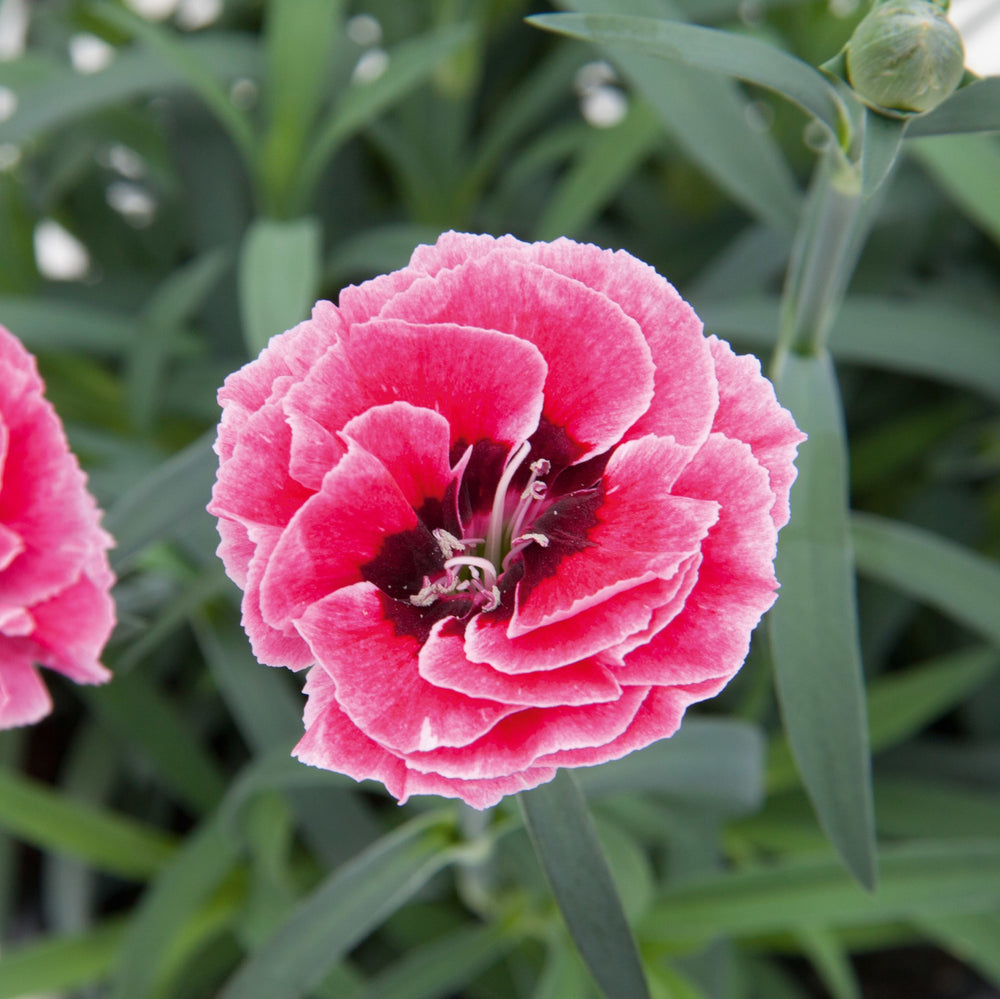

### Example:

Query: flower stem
xmin=456 ymin=805 xmax=496 ymax=917
xmin=771 ymin=147 xmax=868 ymax=379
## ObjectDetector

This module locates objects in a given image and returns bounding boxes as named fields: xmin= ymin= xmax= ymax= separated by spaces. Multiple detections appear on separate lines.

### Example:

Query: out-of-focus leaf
xmin=553 ymin=0 xmax=802 ymax=231
xmin=533 ymin=933 xmax=599 ymax=999
xmin=875 ymin=778 xmax=1000 ymax=839
xmin=915 ymin=912 xmax=1000 ymax=986
xmin=912 ymin=134 xmax=1000 ymax=246
xmin=769 ymin=352 xmax=877 ymax=890
xmin=298 ymin=23 xmax=475 ymax=200
xmin=794 ymin=925 xmax=860 ymax=999
xmin=907 ymin=77 xmax=1000 ymax=136
xmin=641 ymin=840 xmax=1000 ymax=942
xmin=0 ymin=297 xmax=135 ymax=354
xmin=0 ymin=920 xmax=124 ymax=999
xmin=576 ymin=718 xmax=764 ymax=814
xmin=239 ymin=216 xmax=321 ymax=357
xmin=0 ymin=769 xmax=174 ymax=879
xmin=91 ymin=2 xmax=255 ymax=161
xmin=521 ymin=770 xmax=651 ymax=999
xmin=258 ymin=0 xmax=341 ymax=213
xmin=528 ymin=13 xmax=848 ymax=140
xmin=109 ymin=815 xmax=238 ymax=999
xmin=768 ymin=647 xmax=999 ymax=792
xmin=355 ymin=923 xmax=516 ymax=999
xmin=852 ymin=513 xmax=1000 ymax=647
xmin=861 ymin=109 xmax=907 ymax=197
xmin=105 ymin=431 xmax=217 ymax=572
xmin=217 ymin=814 xmax=458 ymax=999
xmin=699 ymin=295 xmax=1000 ymax=402
xmin=82 ymin=667 xmax=227 ymax=814
xmin=534 ymin=100 xmax=662 ymax=239
xmin=0 ymin=34 xmax=260 ymax=145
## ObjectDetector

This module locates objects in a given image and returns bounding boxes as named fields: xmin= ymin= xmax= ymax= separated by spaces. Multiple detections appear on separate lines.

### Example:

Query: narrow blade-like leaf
xmin=527 ymin=13 xmax=848 ymax=140
xmin=851 ymin=512 xmax=1000 ymax=647
xmin=239 ymin=216 xmax=321 ymax=357
xmin=907 ymin=77 xmax=1000 ymax=136
xmin=521 ymin=770 xmax=651 ymax=999
xmin=769 ymin=352 xmax=877 ymax=890
xmin=218 ymin=815 xmax=457 ymax=999
xmin=861 ymin=109 xmax=907 ymax=197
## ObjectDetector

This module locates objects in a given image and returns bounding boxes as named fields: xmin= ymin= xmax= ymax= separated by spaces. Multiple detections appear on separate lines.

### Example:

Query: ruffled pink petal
xmin=294 ymin=666 xmax=408 ymax=800
xmin=511 ymin=436 xmax=719 ymax=635
xmin=419 ymin=619 xmax=622 ymax=707
xmin=286 ymin=320 xmax=547 ymax=454
xmin=341 ymin=403 xmax=454 ymax=515
xmin=403 ymin=685 xmax=649 ymax=781
xmin=210 ymin=404 xmax=314 ymax=531
xmin=239 ymin=525 xmax=313 ymax=670
xmin=0 ymin=385 xmax=96 ymax=607
xmin=398 ymin=764 xmax=558 ymax=809
xmin=616 ymin=433 xmax=779 ymax=687
xmin=286 ymin=411 xmax=345 ymax=492
xmin=0 ymin=522 xmax=24 ymax=573
xmin=708 ymin=337 xmax=806 ymax=530
xmin=215 ymin=517 xmax=254 ymax=589
xmin=466 ymin=574 xmax=694 ymax=674
xmin=216 ymin=310 xmax=340 ymax=460
xmin=535 ymin=679 xmax=727 ymax=769
xmin=258 ymin=441 xmax=433 ymax=630
xmin=0 ymin=650 xmax=52 ymax=729
xmin=23 ymin=561 xmax=113 ymax=685
xmin=296 ymin=583 xmax=516 ymax=754
xmin=376 ymin=255 xmax=655 ymax=462
xmin=409 ymin=233 xmax=719 ymax=453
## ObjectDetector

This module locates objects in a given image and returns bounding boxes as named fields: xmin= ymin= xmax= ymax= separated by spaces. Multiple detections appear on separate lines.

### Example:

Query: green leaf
xmin=641 ymin=839 xmax=1000 ymax=942
xmin=915 ymin=912 xmax=1000 ymax=986
xmin=104 ymin=432 xmax=217 ymax=572
xmin=861 ymin=109 xmax=907 ymax=197
xmin=534 ymin=100 xmax=663 ymax=239
xmin=0 ymin=297 xmax=135 ymax=354
xmin=527 ymin=13 xmax=849 ymax=141
xmin=259 ymin=0 xmax=342 ymax=213
xmin=217 ymin=814 xmax=458 ymax=999
xmin=298 ymin=23 xmax=475 ymax=202
xmin=794 ymin=925 xmax=860 ymax=999
xmin=90 ymin=2 xmax=255 ymax=162
xmin=852 ymin=512 xmax=1000 ymax=648
xmin=0 ymin=768 xmax=175 ymax=879
xmin=0 ymin=33 xmax=260 ymax=146
xmin=521 ymin=771 xmax=651 ymax=999
xmin=768 ymin=352 xmax=876 ymax=890
xmin=767 ymin=646 xmax=999 ymax=792
xmin=576 ymin=718 xmax=764 ymax=814
xmin=109 ymin=815 xmax=238 ymax=999
xmin=697 ymin=295 xmax=1000 ymax=402
xmin=554 ymin=0 xmax=801 ymax=231
xmin=0 ymin=920 xmax=125 ymax=999
xmin=907 ymin=77 xmax=1000 ymax=136
xmin=911 ymin=134 xmax=1000 ymax=247
xmin=875 ymin=778 xmax=1000 ymax=839
xmin=82 ymin=667 xmax=227 ymax=814
xmin=355 ymin=923 xmax=516 ymax=999
xmin=239 ymin=216 xmax=321 ymax=357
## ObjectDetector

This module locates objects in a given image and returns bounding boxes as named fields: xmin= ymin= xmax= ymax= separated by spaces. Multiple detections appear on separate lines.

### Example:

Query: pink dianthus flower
xmin=210 ymin=233 xmax=804 ymax=808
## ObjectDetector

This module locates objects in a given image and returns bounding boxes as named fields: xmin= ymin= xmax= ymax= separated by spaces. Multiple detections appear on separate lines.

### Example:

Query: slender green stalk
xmin=456 ymin=805 xmax=496 ymax=918
xmin=772 ymin=146 xmax=866 ymax=376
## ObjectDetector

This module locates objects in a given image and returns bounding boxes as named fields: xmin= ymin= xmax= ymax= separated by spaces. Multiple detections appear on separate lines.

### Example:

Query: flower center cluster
xmin=409 ymin=442 xmax=551 ymax=613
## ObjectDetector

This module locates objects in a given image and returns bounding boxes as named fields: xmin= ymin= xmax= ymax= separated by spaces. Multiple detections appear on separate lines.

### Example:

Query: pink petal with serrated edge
xmin=419 ymin=618 xmax=622 ymax=707
xmin=0 ymin=651 xmax=52 ymax=728
xmin=297 ymin=583 xmax=516 ymax=754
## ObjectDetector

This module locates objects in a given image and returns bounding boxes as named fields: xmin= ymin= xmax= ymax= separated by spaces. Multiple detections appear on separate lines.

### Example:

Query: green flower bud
xmin=846 ymin=0 xmax=965 ymax=114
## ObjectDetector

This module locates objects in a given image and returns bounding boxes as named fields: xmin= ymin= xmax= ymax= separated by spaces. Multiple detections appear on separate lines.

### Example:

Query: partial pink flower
xmin=0 ymin=325 xmax=115 ymax=728
xmin=210 ymin=233 xmax=805 ymax=809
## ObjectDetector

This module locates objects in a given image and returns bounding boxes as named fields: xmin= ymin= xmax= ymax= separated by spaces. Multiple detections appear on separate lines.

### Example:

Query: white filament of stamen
xmin=484 ymin=440 xmax=531 ymax=568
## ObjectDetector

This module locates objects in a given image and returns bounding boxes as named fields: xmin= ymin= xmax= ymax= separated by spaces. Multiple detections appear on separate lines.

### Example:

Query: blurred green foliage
xmin=0 ymin=0 xmax=999 ymax=997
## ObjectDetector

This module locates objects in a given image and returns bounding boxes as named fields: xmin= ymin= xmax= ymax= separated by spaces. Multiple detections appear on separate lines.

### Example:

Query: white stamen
xmin=433 ymin=528 xmax=466 ymax=558
xmin=445 ymin=555 xmax=498 ymax=590
xmin=484 ymin=440 xmax=531 ymax=568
